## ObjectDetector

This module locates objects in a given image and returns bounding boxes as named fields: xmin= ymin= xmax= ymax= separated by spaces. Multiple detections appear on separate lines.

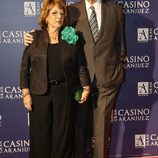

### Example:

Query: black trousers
xmin=29 ymin=82 xmax=75 ymax=158
xmin=75 ymin=95 xmax=93 ymax=158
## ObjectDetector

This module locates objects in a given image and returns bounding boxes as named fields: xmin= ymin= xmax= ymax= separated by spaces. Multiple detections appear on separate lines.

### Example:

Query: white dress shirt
xmin=85 ymin=0 xmax=102 ymax=30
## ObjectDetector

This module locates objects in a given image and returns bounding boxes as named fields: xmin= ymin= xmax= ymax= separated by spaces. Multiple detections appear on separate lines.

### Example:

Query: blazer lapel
xmin=38 ymin=30 xmax=49 ymax=56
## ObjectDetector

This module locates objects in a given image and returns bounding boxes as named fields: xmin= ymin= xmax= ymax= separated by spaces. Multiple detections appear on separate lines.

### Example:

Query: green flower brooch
xmin=61 ymin=26 xmax=79 ymax=45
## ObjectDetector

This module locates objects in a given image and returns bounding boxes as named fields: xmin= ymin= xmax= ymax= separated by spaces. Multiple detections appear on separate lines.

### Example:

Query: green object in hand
xmin=74 ymin=88 xmax=83 ymax=102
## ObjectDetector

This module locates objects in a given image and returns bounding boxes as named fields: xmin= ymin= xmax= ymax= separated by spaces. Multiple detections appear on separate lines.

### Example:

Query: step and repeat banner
xmin=0 ymin=0 xmax=158 ymax=158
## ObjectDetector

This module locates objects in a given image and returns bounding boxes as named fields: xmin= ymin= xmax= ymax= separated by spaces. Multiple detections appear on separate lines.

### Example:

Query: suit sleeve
xmin=117 ymin=5 xmax=127 ymax=63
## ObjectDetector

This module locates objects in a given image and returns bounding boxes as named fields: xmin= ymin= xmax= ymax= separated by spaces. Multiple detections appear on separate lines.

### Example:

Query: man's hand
xmin=24 ymin=29 xmax=35 ymax=46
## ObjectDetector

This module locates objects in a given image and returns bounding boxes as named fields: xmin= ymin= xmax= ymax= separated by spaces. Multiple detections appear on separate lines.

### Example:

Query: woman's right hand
xmin=23 ymin=94 xmax=33 ymax=111
xmin=24 ymin=30 xmax=34 ymax=46
xmin=79 ymin=87 xmax=91 ymax=104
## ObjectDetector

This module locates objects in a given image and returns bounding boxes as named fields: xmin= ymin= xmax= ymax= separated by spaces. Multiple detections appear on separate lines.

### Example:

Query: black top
xmin=47 ymin=43 xmax=65 ymax=81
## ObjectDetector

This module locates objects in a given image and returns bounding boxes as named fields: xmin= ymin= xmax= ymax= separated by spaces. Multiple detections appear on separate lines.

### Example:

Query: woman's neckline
xmin=48 ymin=43 xmax=59 ymax=45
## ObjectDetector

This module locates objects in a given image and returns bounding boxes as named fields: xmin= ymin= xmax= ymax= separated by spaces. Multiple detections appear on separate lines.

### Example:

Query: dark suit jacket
xmin=20 ymin=29 xmax=90 ymax=95
xmin=68 ymin=0 xmax=127 ymax=88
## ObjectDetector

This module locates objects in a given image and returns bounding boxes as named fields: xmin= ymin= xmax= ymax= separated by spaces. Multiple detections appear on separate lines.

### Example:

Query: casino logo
xmin=116 ymin=0 xmax=150 ymax=14
xmin=113 ymin=108 xmax=150 ymax=122
xmin=137 ymin=28 xmax=150 ymax=43
xmin=23 ymin=1 xmax=73 ymax=17
xmin=137 ymin=82 xmax=150 ymax=96
xmin=135 ymin=134 xmax=148 ymax=148
xmin=135 ymin=133 xmax=158 ymax=148
xmin=0 ymin=139 xmax=29 ymax=154
xmin=137 ymin=28 xmax=158 ymax=43
xmin=0 ymin=30 xmax=26 ymax=44
xmin=137 ymin=82 xmax=158 ymax=96
xmin=0 ymin=86 xmax=22 ymax=100
xmin=24 ymin=1 xmax=41 ymax=17
xmin=125 ymin=55 xmax=150 ymax=69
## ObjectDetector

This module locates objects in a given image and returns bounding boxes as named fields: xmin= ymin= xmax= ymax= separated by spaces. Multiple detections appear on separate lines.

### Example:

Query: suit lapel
xmin=96 ymin=2 xmax=110 ymax=42
xmin=77 ymin=1 xmax=110 ymax=43
xmin=77 ymin=1 xmax=94 ymax=43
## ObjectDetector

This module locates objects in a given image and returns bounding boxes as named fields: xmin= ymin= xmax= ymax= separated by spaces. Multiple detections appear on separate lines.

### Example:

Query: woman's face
xmin=46 ymin=5 xmax=65 ymax=30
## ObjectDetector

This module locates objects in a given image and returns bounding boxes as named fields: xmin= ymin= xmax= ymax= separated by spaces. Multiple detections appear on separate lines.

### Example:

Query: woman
xmin=20 ymin=0 xmax=91 ymax=158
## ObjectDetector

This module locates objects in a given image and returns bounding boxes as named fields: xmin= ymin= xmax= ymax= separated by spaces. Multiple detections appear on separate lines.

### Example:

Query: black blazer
xmin=20 ymin=29 xmax=90 ymax=95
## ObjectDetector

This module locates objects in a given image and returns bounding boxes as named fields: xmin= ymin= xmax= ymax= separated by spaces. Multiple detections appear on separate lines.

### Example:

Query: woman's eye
xmin=51 ymin=11 xmax=65 ymax=17
xmin=60 ymin=13 xmax=65 ymax=16
xmin=51 ymin=12 xmax=58 ymax=15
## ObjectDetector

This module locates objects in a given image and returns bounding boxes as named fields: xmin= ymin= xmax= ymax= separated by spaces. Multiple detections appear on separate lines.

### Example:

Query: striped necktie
xmin=89 ymin=6 xmax=99 ymax=42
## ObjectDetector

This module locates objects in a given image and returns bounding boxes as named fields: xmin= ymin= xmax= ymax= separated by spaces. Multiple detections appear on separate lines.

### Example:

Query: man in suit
xmin=68 ymin=0 xmax=127 ymax=158
xmin=24 ymin=0 xmax=127 ymax=158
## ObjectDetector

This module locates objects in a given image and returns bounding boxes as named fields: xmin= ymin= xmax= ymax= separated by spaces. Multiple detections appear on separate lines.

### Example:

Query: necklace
xmin=48 ymin=30 xmax=58 ymax=39
xmin=47 ymin=28 xmax=59 ymax=43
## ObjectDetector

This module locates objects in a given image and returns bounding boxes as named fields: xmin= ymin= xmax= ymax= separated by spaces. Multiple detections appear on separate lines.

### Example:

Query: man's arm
xmin=118 ymin=5 xmax=127 ymax=63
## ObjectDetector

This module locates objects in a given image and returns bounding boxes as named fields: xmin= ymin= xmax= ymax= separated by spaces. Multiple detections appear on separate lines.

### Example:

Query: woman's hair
xmin=39 ymin=0 xmax=67 ymax=29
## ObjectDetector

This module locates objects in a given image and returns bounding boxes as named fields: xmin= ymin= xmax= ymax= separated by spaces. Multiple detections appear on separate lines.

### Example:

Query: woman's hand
xmin=79 ymin=86 xmax=91 ymax=104
xmin=23 ymin=94 xmax=33 ymax=111
xmin=22 ymin=89 xmax=33 ymax=111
